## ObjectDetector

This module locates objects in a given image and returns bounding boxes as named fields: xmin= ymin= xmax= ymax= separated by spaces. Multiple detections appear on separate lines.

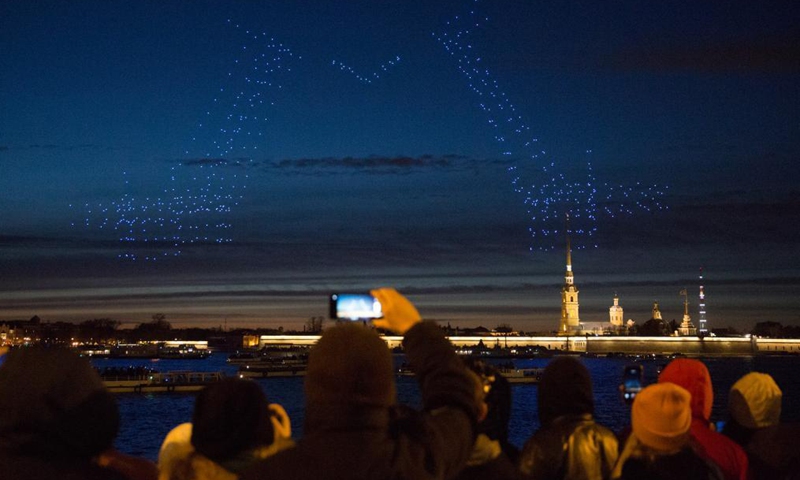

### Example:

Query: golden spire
xmin=564 ymin=213 xmax=574 ymax=287
xmin=565 ymin=212 xmax=572 ymax=271
xmin=681 ymin=288 xmax=689 ymax=316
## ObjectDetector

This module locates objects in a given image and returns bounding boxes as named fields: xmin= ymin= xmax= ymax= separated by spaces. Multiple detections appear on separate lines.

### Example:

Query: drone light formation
xmin=73 ymin=0 xmax=669 ymax=261
xmin=73 ymin=22 xmax=299 ymax=261
xmin=434 ymin=0 xmax=668 ymax=251
xmin=331 ymin=55 xmax=401 ymax=84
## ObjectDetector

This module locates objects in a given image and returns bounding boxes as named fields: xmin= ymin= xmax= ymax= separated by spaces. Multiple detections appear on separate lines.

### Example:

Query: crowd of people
xmin=1 ymin=288 xmax=798 ymax=480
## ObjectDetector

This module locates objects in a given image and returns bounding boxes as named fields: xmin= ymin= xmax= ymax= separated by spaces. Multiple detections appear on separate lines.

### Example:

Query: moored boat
xmin=101 ymin=368 xmax=224 ymax=393
xmin=237 ymin=362 xmax=307 ymax=378
xmin=228 ymin=346 xmax=310 ymax=364
xmin=499 ymin=367 xmax=543 ymax=384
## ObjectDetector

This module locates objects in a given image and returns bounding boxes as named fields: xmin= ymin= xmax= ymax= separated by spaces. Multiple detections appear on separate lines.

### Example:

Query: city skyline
xmin=1 ymin=1 xmax=799 ymax=330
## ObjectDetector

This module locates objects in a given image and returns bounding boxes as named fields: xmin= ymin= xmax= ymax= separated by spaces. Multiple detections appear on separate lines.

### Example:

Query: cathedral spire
xmin=565 ymin=213 xmax=573 ymax=285
xmin=566 ymin=212 xmax=572 ymax=266
xmin=559 ymin=212 xmax=580 ymax=334
xmin=679 ymin=288 xmax=697 ymax=336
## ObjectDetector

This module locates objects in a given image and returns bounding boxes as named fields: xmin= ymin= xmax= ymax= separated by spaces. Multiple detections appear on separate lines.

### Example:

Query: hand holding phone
xmin=620 ymin=364 xmax=643 ymax=405
xmin=371 ymin=288 xmax=421 ymax=335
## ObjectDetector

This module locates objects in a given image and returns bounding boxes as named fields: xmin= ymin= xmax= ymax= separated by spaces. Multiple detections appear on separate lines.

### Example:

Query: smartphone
xmin=329 ymin=293 xmax=383 ymax=321
xmin=621 ymin=364 xmax=643 ymax=404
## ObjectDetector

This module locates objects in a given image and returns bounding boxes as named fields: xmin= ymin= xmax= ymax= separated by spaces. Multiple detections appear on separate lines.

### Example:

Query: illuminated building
xmin=559 ymin=218 xmax=580 ymax=334
xmin=698 ymin=267 xmax=708 ymax=336
xmin=609 ymin=294 xmax=624 ymax=329
xmin=678 ymin=288 xmax=697 ymax=336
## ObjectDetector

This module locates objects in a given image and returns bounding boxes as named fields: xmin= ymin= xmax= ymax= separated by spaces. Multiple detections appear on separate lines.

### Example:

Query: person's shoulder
xmin=240 ymin=443 xmax=307 ymax=480
xmin=241 ymin=435 xmax=371 ymax=480
xmin=706 ymin=427 xmax=748 ymax=458
xmin=690 ymin=428 xmax=747 ymax=479
xmin=0 ymin=456 xmax=129 ymax=480
xmin=573 ymin=420 xmax=619 ymax=448
xmin=455 ymin=452 xmax=522 ymax=480
xmin=693 ymin=422 xmax=745 ymax=451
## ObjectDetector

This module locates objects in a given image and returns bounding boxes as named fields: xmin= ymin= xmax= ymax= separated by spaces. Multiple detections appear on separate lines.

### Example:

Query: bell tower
xmin=560 ymin=214 xmax=580 ymax=334
xmin=609 ymin=294 xmax=624 ymax=328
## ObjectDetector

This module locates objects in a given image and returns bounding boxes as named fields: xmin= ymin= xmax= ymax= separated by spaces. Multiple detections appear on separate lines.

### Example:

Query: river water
xmin=95 ymin=353 xmax=800 ymax=461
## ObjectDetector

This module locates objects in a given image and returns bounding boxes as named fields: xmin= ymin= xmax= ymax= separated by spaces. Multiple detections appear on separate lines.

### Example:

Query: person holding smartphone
xmin=241 ymin=288 xmax=480 ymax=480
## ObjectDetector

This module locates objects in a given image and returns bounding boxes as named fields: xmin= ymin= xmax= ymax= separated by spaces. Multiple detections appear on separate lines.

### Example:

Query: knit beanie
xmin=538 ymin=356 xmax=594 ymax=426
xmin=0 ymin=346 xmax=119 ymax=459
xmin=659 ymin=358 xmax=713 ymax=421
xmin=191 ymin=378 xmax=274 ymax=462
xmin=632 ymin=382 xmax=692 ymax=452
xmin=305 ymin=323 xmax=395 ymax=408
xmin=729 ymin=372 xmax=782 ymax=429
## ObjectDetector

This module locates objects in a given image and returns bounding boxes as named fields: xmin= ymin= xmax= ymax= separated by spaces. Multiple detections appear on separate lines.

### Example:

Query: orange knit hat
xmin=632 ymin=382 xmax=692 ymax=452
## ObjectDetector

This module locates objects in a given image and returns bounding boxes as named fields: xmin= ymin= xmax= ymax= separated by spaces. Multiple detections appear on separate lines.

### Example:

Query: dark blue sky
xmin=1 ymin=0 xmax=799 ymax=330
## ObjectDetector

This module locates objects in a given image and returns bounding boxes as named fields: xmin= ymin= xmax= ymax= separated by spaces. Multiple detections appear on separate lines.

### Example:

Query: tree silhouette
xmin=133 ymin=314 xmax=172 ymax=340
xmin=305 ymin=316 xmax=324 ymax=333
xmin=639 ymin=318 xmax=667 ymax=336
xmin=78 ymin=318 xmax=120 ymax=342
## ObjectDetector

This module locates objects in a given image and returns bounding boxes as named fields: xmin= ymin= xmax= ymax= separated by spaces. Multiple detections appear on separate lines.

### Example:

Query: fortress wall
xmin=257 ymin=334 xmax=800 ymax=356
xmin=584 ymin=336 xmax=755 ymax=355
xmin=756 ymin=338 xmax=800 ymax=354
xmin=444 ymin=336 xmax=567 ymax=351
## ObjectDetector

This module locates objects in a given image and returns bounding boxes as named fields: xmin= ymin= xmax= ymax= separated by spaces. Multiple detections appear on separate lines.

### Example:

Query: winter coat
xmin=618 ymin=446 xmax=724 ymax=480
xmin=240 ymin=321 xmax=478 ymax=480
xmin=518 ymin=357 xmax=618 ymax=480
xmin=724 ymin=420 xmax=800 ymax=480
xmin=0 ymin=346 xmax=128 ymax=480
xmin=453 ymin=433 xmax=522 ymax=480
xmin=519 ymin=414 xmax=618 ymax=480
xmin=723 ymin=371 xmax=800 ymax=479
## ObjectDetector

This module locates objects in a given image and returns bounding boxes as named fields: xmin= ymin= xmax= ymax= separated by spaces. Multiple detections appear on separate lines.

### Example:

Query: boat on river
xmin=238 ymin=362 xmax=307 ymax=378
xmin=110 ymin=342 xmax=210 ymax=359
xmin=101 ymin=368 xmax=224 ymax=393
xmin=234 ymin=347 xmax=311 ymax=378
xmin=499 ymin=367 xmax=543 ymax=384
xmin=228 ymin=346 xmax=310 ymax=365
xmin=395 ymin=363 xmax=542 ymax=384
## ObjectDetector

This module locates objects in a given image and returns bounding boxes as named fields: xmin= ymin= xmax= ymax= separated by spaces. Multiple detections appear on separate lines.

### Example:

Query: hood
xmin=538 ymin=357 xmax=594 ymax=426
xmin=0 ymin=346 xmax=118 ymax=458
xmin=729 ymin=372 xmax=782 ymax=429
xmin=305 ymin=323 xmax=395 ymax=410
xmin=658 ymin=358 xmax=713 ymax=421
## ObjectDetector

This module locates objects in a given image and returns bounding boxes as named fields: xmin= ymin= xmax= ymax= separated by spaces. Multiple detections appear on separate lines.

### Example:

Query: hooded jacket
xmin=723 ymin=372 xmax=800 ymax=480
xmin=454 ymin=434 xmax=521 ymax=480
xmin=518 ymin=357 xmax=618 ymax=480
xmin=0 ymin=346 xmax=126 ymax=480
xmin=240 ymin=321 xmax=478 ymax=480
xmin=659 ymin=359 xmax=748 ymax=480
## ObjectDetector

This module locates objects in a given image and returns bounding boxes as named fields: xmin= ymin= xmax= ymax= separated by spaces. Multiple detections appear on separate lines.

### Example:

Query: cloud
xmin=265 ymin=154 xmax=497 ymax=175
xmin=0 ymin=144 xmax=115 ymax=156
xmin=604 ymin=34 xmax=800 ymax=74
xmin=23 ymin=144 xmax=109 ymax=151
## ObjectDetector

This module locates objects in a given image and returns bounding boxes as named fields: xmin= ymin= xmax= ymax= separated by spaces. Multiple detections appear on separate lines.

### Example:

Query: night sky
xmin=1 ymin=0 xmax=799 ymax=331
